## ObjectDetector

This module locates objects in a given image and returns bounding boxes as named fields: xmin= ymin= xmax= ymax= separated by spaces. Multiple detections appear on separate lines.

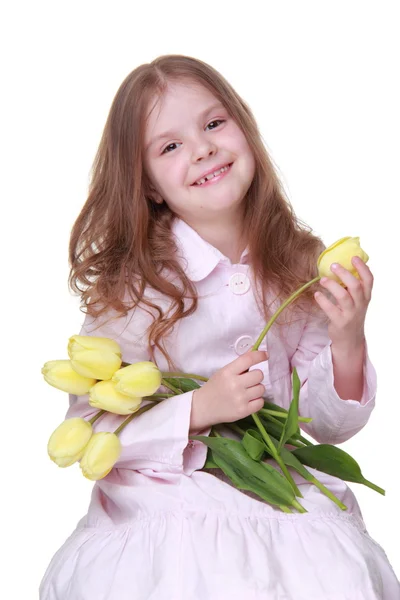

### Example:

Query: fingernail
xmin=320 ymin=277 xmax=329 ymax=284
xmin=331 ymin=263 xmax=339 ymax=270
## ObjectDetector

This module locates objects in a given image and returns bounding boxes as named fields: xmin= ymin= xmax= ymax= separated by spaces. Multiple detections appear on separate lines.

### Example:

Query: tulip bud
xmin=317 ymin=237 xmax=369 ymax=284
xmin=80 ymin=432 xmax=121 ymax=480
xmin=48 ymin=418 xmax=93 ymax=467
xmin=112 ymin=361 xmax=162 ymax=398
xmin=42 ymin=360 xmax=97 ymax=395
xmin=89 ymin=380 xmax=142 ymax=415
xmin=68 ymin=335 xmax=122 ymax=380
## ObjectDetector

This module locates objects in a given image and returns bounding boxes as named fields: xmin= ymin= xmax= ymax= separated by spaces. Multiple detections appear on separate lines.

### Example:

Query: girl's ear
xmin=145 ymin=183 xmax=164 ymax=204
xmin=151 ymin=191 xmax=164 ymax=204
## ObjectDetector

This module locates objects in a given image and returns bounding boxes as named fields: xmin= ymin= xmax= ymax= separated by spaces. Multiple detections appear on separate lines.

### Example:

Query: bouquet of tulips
xmin=42 ymin=237 xmax=384 ymax=513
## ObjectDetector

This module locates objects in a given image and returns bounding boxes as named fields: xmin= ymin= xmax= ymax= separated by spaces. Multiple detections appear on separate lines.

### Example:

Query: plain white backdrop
xmin=2 ymin=1 xmax=399 ymax=597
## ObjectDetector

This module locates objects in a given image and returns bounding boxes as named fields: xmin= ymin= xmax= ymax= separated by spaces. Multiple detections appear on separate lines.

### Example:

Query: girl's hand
xmin=314 ymin=256 xmax=373 ymax=350
xmin=189 ymin=350 xmax=267 ymax=433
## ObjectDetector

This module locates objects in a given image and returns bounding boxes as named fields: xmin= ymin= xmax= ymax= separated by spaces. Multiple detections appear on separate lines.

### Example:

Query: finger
xmin=329 ymin=262 xmax=364 ymax=304
xmin=247 ymin=397 xmax=265 ymax=414
xmin=314 ymin=290 xmax=342 ymax=321
xmin=351 ymin=256 xmax=374 ymax=301
xmin=230 ymin=350 xmax=268 ymax=375
xmin=319 ymin=274 xmax=355 ymax=310
xmin=241 ymin=368 xmax=264 ymax=388
xmin=244 ymin=385 xmax=266 ymax=403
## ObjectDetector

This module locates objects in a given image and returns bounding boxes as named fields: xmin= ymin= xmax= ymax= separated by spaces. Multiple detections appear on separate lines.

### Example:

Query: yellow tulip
xmin=68 ymin=335 xmax=122 ymax=380
xmin=317 ymin=237 xmax=369 ymax=284
xmin=48 ymin=418 xmax=93 ymax=467
xmin=42 ymin=360 xmax=97 ymax=394
xmin=112 ymin=361 xmax=162 ymax=398
xmin=80 ymin=432 xmax=121 ymax=480
xmin=89 ymin=380 xmax=142 ymax=415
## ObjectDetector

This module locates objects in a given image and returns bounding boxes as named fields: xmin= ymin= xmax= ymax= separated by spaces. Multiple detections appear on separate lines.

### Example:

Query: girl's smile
xmin=191 ymin=162 xmax=233 ymax=187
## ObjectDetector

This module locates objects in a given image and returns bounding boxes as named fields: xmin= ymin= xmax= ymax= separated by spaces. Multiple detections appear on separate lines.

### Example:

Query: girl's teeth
xmin=195 ymin=164 xmax=230 ymax=185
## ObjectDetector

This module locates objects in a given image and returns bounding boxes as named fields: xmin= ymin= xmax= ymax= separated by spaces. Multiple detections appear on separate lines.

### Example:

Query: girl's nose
xmin=191 ymin=137 xmax=217 ymax=162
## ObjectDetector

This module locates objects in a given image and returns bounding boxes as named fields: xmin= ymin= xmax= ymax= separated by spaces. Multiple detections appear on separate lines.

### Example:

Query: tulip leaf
xmin=163 ymin=377 xmax=201 ymax=393
xmin=262 ymin=435 xmax=347 ymax=510
xmin=204 ymin=448 xmax=220 ymax=469
xmin=192 ymin=435 xmax=296 ymax=509
xmin=292 ymin=444 xmax=385 ymax=495
xmin=242 ymin=429 xmax=265 ymax=461
xmin=277 ymin=368 xmax=300 ymax=453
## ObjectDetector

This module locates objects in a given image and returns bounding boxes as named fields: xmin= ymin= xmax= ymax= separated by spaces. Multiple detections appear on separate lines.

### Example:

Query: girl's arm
xmin=290 ymin=311 xmax=376 ymax=445
xmin=66 ymin=308 xmax=210 ymax=475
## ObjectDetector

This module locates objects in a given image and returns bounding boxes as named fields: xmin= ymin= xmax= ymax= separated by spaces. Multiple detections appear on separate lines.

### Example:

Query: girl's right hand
xmin=189 ymin=350 xmax=268 ymax=433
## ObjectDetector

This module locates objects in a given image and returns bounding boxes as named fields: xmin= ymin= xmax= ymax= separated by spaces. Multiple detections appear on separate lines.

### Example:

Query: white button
xmin=229 ymin=272 xmax=250 ymax=295
xmin=234 ymin=335 xmax=254 ymax=355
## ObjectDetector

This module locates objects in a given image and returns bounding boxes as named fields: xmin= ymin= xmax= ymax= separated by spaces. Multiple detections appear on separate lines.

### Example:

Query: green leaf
xmin=192 ymin=435 xmax=297 ymax=509
xmin=242 ymin=430 xmax=265 ymax=461
xmin=262 ymin=436 xmax=347 ymax=510
xmin=204 ymin=448 xmax=220 ymax=469
xmin=162 ymin=377 xmax=201 ymax=393
xmin=278 ymin=368 xmax=300 ymax=452
xmin=292 ymin=444 xmax=385 ymax=495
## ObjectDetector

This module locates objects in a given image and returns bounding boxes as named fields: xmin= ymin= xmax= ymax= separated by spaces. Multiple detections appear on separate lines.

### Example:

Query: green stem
xmin=252 ymin=413 xmax=302 ymax=497
xmin=310 ymin=476 xmax=347 ymax=510
xmin=292 ymin=499 xmax=307 ymax=513
xmin=161 ymin=378 xmax=182 ymax=394
xmin=226 ymin=423 xmax=246 ymax=437
xmin=113 ymin=402 xmax=157 ymax=436
xmin=252 ymin=276 xmax=321 ymax=351
xmin=89 ymin=410 xmax=105 ymax=425
xmin=259 ymin=414 xmax=312 ymax=447
xmin=143 ymin=393 xmax=174 ymax=399
xmin=361 ymin=478 xmax=385 ymax=495
xmin=211 ymin=428 xmax=222 ymax=438
xmin=259 ymin=408 xmax=312 ymax=423
xmin=161 ymin=371 xmax=209 ymax=382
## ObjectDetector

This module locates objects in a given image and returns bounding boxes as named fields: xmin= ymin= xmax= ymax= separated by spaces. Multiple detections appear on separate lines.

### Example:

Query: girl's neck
xmin=185 ymin=213 xmax=247 ymax=265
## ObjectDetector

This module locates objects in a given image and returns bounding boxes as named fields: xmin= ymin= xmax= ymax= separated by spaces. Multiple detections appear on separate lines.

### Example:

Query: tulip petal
xmin=317 ymin=237 xmax=369 ymax=284
xmin=89 ymin=380 xmax=142 ymax=415
xmin=80 ymin=432 xmax=121 ymax=480
xmin=70 ymin=350 xmax=122 ymax=380
xmin=48 ymin=418 xmax=93 ymax=467
xmin=42 ymin=360 xmax=97 ymax=394
xmin=112 ymin=361 xmax=162 ymax=397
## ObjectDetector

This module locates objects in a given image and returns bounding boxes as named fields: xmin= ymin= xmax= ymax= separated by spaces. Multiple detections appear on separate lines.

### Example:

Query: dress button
xmin=234 ymin=335 xmax=254 ymax=355
xmin=229 ymin=272 xmax=251 ymax=295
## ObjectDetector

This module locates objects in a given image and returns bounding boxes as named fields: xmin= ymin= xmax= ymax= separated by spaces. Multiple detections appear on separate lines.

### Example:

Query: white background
xmin=2 ymin=1 xmax=399 ymax=596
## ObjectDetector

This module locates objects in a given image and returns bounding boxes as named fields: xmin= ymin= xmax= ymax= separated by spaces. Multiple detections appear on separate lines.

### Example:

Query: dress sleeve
xmin=66 ymin=307 xmax=208 ymax=475
xmin=290 ymin=311 xmax=376 ymax=444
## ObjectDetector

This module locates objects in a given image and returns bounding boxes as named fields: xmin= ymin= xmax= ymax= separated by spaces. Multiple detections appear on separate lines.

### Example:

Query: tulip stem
xmin=252 ymin=276 xmax=321 ymax=351
xmin=89 ymin=410 xmax=106 ymax=425
xmin=113 ymin=402 xmax=158 ymax=436
xmin=259 ymin=408 xmax=312 ymax=423
xmin=252 ymin=412 xmax=303 ymax=498
xmin=161 ymin=378 xmax=182 ymax=394
xmin=162 ymin=371 xmax=209 ymax=382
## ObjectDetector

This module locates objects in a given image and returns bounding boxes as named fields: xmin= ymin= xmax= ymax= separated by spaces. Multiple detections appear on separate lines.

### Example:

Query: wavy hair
xmin=69 ymin=54 xmax=325 ymax=369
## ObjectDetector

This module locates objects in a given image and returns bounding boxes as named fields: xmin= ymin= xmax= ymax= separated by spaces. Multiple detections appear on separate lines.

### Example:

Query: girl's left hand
xmin=314 ymin=256 xmax=374 ymax=349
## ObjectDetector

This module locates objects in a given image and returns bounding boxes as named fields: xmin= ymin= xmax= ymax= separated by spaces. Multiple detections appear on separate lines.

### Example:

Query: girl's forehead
xmin=144 ymin=82 xmax=222 ymax=146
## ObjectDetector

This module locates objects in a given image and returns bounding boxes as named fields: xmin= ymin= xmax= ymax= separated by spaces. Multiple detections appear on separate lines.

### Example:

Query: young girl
xmin=40 ymin=55 xmax=399 ymax=599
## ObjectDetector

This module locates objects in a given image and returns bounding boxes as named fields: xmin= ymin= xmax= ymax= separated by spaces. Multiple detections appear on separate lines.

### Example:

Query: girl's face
xmin=143 ymin=81 xmax=256 ymax=226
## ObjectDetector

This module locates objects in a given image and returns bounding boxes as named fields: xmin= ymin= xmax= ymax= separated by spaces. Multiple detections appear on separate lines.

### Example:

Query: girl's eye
xmin=161 ymin=119 xmax=226 ymax=154
xmin=206 ymin=119 xmax=225 ymax=130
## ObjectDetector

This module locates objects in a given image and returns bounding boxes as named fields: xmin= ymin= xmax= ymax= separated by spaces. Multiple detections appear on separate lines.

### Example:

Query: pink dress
xmin=40 ymin=218 xmax=400 ymax=599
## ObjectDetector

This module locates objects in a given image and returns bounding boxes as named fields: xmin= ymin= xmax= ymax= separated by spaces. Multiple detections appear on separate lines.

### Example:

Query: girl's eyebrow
xmin=146 ymin=102 xmax=225 ymax=150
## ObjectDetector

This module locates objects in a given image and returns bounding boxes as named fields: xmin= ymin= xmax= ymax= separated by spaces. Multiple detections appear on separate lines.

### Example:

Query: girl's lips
xmin=191 ymin=163 xmax=233 ymax=187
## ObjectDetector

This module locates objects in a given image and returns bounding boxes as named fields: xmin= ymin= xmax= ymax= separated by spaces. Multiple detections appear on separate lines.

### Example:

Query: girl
xmin=40 ymin=55 xmax=399 ymax=599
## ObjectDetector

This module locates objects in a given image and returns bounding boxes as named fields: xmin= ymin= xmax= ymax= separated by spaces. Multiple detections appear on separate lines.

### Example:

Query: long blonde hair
xmin=69 ymin=54 xmax=324 ymax=368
